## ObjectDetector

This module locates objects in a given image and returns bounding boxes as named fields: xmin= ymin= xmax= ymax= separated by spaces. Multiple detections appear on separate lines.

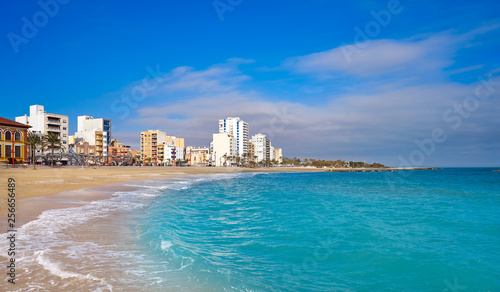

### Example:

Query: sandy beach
xmin=0 ymin=166 xmax=321 ymax=226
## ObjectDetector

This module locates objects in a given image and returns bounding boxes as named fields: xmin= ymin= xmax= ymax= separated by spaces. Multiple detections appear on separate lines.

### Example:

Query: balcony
xmin=47 ymin=119 xmax=61 ymax=125
xmin=47 ymin=126 xmax=61 ymax=131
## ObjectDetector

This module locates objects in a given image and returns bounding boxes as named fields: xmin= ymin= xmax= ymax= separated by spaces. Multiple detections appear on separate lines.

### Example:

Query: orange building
xmin=76 ymin=142 xmax=96 ymax=156
xmin=108 ymin=145 xmax=133 ymax=164
xmin=0 ymin=117 xmax=31 ymax=165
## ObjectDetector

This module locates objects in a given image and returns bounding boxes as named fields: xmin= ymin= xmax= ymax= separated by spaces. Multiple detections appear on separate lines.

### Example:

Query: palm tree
xmin=223 ymin=154 xmax=228 ymax=167
xmin=26 ymin=132 xmax=42 ymax=169
xmin=43 ymin=132 xmax=65 ymax=166
xmin=134 ymin=154 xmax=142 ymax=165
xmin=241 ymin=153 xmax=247 ymax=167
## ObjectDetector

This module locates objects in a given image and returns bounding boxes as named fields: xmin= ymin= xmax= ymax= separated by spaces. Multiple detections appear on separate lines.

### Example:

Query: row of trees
xmin=25 ymin=132 xmax=65 ymax=168
xmin=212 ymin=155 xmax=386 ymax=168
xmin=23 ymin=133 xmax=388 ymax=169
xmin=281 ymin=157 xmax=387 ymax=168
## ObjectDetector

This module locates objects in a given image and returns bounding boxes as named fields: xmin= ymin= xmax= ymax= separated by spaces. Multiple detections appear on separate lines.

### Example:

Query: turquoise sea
xmin=7 ymin=168 xmax=500 ymax=291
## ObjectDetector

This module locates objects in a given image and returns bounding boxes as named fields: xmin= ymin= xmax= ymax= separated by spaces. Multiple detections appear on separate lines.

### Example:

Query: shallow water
xmin=2 ymin=169 xmax=499 ymax=291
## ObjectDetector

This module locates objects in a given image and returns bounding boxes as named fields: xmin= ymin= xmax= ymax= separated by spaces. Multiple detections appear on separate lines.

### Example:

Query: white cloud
xmin=281 ymin=25 xmax=500 ymax=80
xmin=282 ymin=35 xmax=454 ymax=78
xmin=110 ymin=29 xmax=500 ymax=166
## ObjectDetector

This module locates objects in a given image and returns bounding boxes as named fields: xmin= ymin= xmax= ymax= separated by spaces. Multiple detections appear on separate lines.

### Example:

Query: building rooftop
xmin=0 ymin=117 xmax=31 ymax=128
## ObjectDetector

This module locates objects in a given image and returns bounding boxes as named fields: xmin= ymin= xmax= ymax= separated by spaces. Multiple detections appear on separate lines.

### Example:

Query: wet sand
xmin=0 ymin=166 xmax=321 ymax=227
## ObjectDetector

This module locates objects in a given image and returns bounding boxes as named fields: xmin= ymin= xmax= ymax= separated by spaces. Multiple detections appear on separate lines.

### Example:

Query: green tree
xmin=242 ymin=153 xmax=249 ymax=167
xmin=26 ymin=132 xmax=42 ymax=169
xmin=43 ymin=132 xmax=65 ymax=166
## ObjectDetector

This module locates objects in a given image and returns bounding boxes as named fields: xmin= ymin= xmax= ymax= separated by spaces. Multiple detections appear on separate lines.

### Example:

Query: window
xmin=15 ymin=146 xmax=21 ymax=158
xmin=5 ymin=132 xmax=11 ymax=141
xmin=63 ymin=127 xmax=67 ymax=130
xmin=63 ymin=120 xmax=67 ymax=123
xmin=0 ymin=145 xmax=2 ymax=157
xmin=63 ymin=141 xmax=67 ymax=144
xmin=14 ymin=132 xmax=21 ymax=141
xmin=5 ymin=145 xmax=11 ymax=157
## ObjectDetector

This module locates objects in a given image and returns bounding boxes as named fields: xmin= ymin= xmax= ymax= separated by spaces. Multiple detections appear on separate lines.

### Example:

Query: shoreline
xmin=1 ymin=165 xmax=323 ymax=198
xmin=0 ymin=166 xmax=322 ymax=229
xmin=0 ymin=165 xmax=444 ymax=229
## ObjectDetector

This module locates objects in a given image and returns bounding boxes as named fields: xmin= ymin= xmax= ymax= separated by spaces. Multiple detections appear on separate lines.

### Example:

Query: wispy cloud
xmin=111 ymin=28 xmax=500 ymax=166
xmin=282 ymin=36 xmax=452 ymax=78
xmin=281 ymin=25 xmax=500 ymax=81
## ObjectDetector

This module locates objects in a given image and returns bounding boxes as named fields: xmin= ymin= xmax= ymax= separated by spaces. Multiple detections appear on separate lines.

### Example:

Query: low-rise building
xmin=76 ymin=141 xmax=96 ymax=156
xmin=0 ymin=117 xmax=31 ymax=164
xmin=140 ymin=129 xmax=167 ymax=165
xmin=186 ymin=147 xmax=211 ymax=166
xmin=161 ymin=144 xmax=185 ymax=166
xmin=108 ymin=145 xmax=133 ymax=165
xmin=140 ymin=130 xmax=185 ymax=166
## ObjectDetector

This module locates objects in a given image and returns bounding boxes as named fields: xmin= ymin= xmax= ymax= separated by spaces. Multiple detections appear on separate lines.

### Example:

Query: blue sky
xmin=1 ymin=0 xmax=499 ymax=166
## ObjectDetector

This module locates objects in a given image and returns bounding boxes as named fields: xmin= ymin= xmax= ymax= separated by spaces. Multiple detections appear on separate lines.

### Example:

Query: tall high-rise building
xmin=250 ymin=133 xmax=270 ymax=163
xmin=218 ymin=117 xmax=248 ymax=158
xmin=15 ymin=105 xmax=69 ymax=152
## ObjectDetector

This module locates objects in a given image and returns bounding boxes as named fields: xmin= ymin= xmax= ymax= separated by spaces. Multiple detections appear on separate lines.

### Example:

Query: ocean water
xmin=3 ymin=168 xmax=499 ymax=291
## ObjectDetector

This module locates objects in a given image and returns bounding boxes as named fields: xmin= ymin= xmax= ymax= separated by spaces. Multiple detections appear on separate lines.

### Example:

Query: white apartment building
xmin=15 ymin=105 xmax=69 ymax=152
xmin=161 ymin=144 xmax=185 ymax=166
xmin=212 ymin=132 xmax=236 ymax=167
xmin=251 ymin=133 xmax=270 ymax=163
xmin=219 ymin=117 xmax=248 ymax=158
xmin=77 ymin=116 xmax=111 ymax=145
xmin=74 ymin=115 xmax=112 ymax=157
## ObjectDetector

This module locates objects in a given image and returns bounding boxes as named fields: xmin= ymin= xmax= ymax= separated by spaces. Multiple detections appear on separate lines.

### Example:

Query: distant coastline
xmin=325 ymin=167 xmax=439 ymax=172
